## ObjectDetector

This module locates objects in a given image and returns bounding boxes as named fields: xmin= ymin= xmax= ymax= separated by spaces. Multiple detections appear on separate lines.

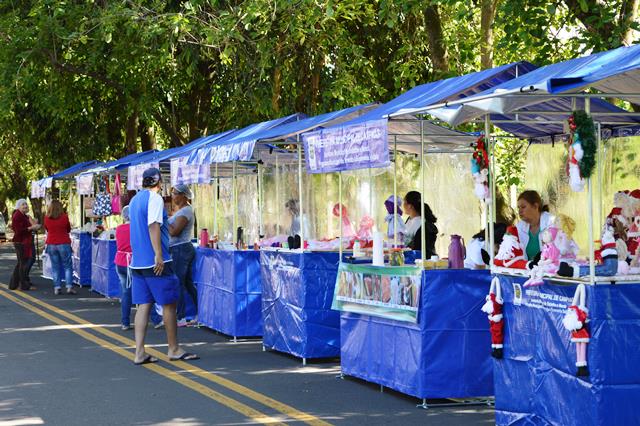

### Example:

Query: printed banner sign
xmin=127 ymin=162 xmax=159 ymax=190
xmin=75 ymin=174 xmax=94 ymax=196
xmin=170 ymin=156 xmax=211 ymax=186
xmin=187 ymin=141 xmax=256 ymax=165
xmin=332 ymin=262 xmax=422 ymax=323
xmin=302 ymin=119 xmax=389 ymax=173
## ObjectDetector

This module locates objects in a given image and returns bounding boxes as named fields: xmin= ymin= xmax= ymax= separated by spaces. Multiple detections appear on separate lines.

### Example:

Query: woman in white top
xmin=516 ymin=190 xmax=554 ymax=261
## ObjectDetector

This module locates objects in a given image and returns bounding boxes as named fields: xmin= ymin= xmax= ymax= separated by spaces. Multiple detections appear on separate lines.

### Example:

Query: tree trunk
xmin=480 ymin=0 xmax=501 ymax=69
xmin=272 ymin=39 xmax=284 ymax=113
xmin=620 ymin=0 xmax=639 ymax=46
xmin=424 ymin=5 xmax=449 ymax=76
xmin=125 ymin=110 xmax=139 ymax=154
xmin=139 ymin=122 xmax=157 ymax=151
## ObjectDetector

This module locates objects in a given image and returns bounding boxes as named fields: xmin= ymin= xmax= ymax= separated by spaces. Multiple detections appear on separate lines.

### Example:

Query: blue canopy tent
xmin=386 ymin=44 xmax=640 ymax=425
xmin=31 ymin=160 xmax=101 ymax=199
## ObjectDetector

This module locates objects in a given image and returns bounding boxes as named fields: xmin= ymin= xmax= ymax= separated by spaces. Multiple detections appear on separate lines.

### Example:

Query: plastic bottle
xmin=199 ymin=228 xmax=209 ymax=248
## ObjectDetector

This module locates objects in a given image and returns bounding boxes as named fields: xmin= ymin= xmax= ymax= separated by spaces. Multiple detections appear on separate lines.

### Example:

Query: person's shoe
xmin=177 ymin=319 xmax=188 ymax=327
xmin=153 ymin=321 xmax=164 ymax=329
xmin=121 ymin=325 xmax=131 ymax=331
xmin=54 ymin=288 xmax=61 ymax=295
xmin=66 ymin=287 xmax=77 ymax=295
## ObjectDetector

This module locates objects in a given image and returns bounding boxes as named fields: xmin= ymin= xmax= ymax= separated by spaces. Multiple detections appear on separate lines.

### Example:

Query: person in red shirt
xmin=9 ymin=199 xmax=41 ymax=290
xmin=44 ymin=200 xmax=75 ymax=295
xmin=115 ymin=206 xmax=134 ymax=330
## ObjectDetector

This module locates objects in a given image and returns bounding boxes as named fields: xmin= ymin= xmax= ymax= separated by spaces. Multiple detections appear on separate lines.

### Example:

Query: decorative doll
xmin=332 ymin=203 xmax=355 ymax=239
xmin=384 ymin=195 xmax=405 ymax=241
xmin=481 ymin=277 xmax=504 ymax=359
xmin=562 ymin=284 xmax=589 ymax=377
xmin=493 ymin=226 xmax=528 ymax=269
xmin=471 ymin=135 xmax=490 ymax=202
xmin=356 ymin=215 xmax=375 ymax=241
xmin=555 ymin=214 xmax=580 ymax=263
xmin=524 ymin=226 xmax=560 ymax=287
xmin=558 ymin=226 xmax=618 ymax=278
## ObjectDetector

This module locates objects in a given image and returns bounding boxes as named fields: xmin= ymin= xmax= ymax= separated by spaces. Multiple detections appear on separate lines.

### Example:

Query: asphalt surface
xmin=0 ymin=242 xmax=494 ymax=425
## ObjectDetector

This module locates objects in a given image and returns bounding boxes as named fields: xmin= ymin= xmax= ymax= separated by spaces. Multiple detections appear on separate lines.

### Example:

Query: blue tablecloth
xmin=91 ymin=238 xmax=120 ymax=298
xmin=260 ymin=250 xmax=341 ymax=359
xmin=494 ymin=274 xmax=640 ymax=426
xmin=340 ymin=268 xmax=494 ymax=399
xmin=194 ymin=248 xmax=262 ymax=337
xmin=71 ymin=231 xmax=92 ymax=286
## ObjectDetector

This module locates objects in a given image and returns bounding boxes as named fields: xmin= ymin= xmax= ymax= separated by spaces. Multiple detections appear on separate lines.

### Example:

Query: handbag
xmin=111 ymin=174 xmax=124 ymax=214
xmin=92 ymin=176 xmax=113 ymax=217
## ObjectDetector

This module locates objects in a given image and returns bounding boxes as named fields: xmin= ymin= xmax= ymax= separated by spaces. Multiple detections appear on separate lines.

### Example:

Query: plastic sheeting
xmin=194 ymin=248 xmax=262 ymax=337
xmin=494 ymin=274 xmax=640 ymax=426
xmin=91 ymin=238 xmax=121 ymax=298
xmin=71 ymin=231 xmax=92 ymax=285
xmin=340 ymin=269 xmax=494 ymax=399
xmin=260 ymin=251 xmax=341 ymax=359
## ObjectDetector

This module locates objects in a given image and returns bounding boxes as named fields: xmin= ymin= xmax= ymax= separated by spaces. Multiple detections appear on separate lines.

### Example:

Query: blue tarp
xmin=91 ymin=238 xmax=120 ymax=298
xmin=81 ymin=150 xmax=158 ymax=175
xmin=71 ymin=231 xmax=92 ymax=286
xmin=188 ymin=113 xmax=305 ymax=165
xmin=50 ymin=161 xmax=101 ymax=180
xmin=494 ymin=274 xmax=640 ymax=426
xmin=194 ymin=248 xmax=262 ymax=337
xmin=341 ymin=269 xmax=494 ymax=399
xmin=260 ymin=251 xmax=341 ymax=359
xmin=426 ymin=44 xmax=640 ymax=135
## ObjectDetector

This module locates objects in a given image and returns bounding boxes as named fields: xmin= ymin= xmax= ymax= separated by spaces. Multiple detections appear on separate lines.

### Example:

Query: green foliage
xmin=494 ymin=137 xmax=527 ymax=193
xmin=572 ymin=111 xmax=597 ymax=179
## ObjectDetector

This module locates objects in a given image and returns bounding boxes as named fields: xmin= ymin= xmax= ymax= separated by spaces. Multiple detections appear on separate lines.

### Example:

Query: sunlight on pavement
xmin=0 ymin=417 xmax=45 ymax=425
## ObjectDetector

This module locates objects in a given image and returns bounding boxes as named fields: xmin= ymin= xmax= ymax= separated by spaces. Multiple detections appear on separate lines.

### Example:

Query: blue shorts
xmin=131 ymin=263 xmax=179 ymax=305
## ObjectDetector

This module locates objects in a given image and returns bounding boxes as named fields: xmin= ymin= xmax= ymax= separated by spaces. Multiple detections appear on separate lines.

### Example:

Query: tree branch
xmin=424 ymin=4 xmax=449 ymax=76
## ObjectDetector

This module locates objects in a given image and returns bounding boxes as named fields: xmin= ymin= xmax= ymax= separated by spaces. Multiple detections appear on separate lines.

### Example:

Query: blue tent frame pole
xmin=486 ymin=115 xmax=496 ymax=265
xmin=339 ymin=171 xmax=343 ymax=259
xmin=298 ymin=137 xmax=304 ymax=248
xmin=420 ymin=121 xmax=426 ymax=264
xmin=587 ymin=97 xmax=596 ymax=284
xmin=393 ymin=135 xmax=398 ymax=247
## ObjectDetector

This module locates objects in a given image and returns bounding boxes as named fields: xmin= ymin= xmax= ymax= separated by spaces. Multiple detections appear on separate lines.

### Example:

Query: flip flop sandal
xmin=134 ymin=355 xmax=159 ymax=365
xmin=169 ymin=352 xmax=200 ymax=361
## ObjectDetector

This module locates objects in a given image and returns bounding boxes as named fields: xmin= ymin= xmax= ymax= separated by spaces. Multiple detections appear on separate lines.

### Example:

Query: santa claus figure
xmin=567 ymin=115 xmax=585 ymax=192
xmin=481 ymin=277 xmax=504 ymax=359
xmin=562 ymin=284 xmax=589 ymax=377
xmin=494 ymin=226 xmax=528 ymax=269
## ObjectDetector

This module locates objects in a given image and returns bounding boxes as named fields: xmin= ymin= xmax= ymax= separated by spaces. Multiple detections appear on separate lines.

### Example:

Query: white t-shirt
xmin=148 ymin=192 xmax=164 ymax=226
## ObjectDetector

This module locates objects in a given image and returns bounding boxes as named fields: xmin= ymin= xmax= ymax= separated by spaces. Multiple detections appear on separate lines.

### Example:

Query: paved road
xmin=0 ymin=243 xmax=494 ymax=425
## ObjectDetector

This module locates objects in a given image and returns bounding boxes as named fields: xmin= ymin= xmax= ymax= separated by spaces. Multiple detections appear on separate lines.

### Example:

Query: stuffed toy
xmin=356 ymin=215 xmax=375 ymax=241
xmin=524 ymin=226 xmax=560 ymax=287
xmin=471 ymin=136 xmax=490 ymax=202
xmin=481 ymin=277 xmax=504 ymax=359
xmin=558 ymin=226 xmax=618 ymax=278
xmin=566 ymin=111 xmax=597 ymax=193
xmin=555 ymin=214 xmax=580 ymax=263
xmin=493 ymin=226 xmax=528 ymax=269
xmin=563 ymin=284 xmax=590 ymax=377
xmin=384 ymin=195 xmax=405 ymax=241
xmin=332 ymin=203 xmax=355 ymax=239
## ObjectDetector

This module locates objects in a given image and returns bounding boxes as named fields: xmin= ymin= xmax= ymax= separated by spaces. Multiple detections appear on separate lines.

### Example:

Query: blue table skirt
xmin=340 ymin=269 xmax=494 ymax=399
xmin=193 ymin=248 xmax=262 ymax=337
xmin=91 ymin=238 xmax=120 ymax=298
xmin=260 ymin=250 xmax=341 ymax=359
xmin=71 ymin=232 xmax=92 ymax=286
xmin=494 ymin=274 xmax=640 ymax=426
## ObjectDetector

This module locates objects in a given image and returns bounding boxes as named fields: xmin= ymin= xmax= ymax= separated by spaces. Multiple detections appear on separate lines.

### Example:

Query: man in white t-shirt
xmin=128 ymin=168 xmax=199 ymax=365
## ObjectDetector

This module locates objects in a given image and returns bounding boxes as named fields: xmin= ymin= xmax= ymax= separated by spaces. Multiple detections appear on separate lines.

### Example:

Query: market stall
xmin=403 ymin=44 xmax=640 ymax=424
xmin=91 ymin=237 xmax=120 ymax=298
xmin=71 ymin=231 xmax=92 ymax=286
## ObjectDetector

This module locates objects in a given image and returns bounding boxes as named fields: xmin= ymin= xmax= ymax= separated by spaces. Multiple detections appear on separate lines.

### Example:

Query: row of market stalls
xmin=31 ymin=44 xmax=640 ymax=424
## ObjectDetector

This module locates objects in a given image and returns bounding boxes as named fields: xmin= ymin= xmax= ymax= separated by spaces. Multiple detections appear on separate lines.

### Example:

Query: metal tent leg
xmin=302 ymin=357 xmax=307 ymax=366
xmin=417 ymin=399 xmax=428 ymax=409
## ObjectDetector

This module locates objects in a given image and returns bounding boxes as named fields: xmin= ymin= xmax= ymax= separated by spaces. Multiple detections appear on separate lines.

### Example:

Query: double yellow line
xmin=0 ymin=285 xmax=331 ymax=426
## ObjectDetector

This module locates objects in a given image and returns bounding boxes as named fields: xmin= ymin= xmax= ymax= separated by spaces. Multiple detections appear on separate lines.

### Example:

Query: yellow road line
xmin=2 ymin=285 xmax=332 ymax=426
xmin=0 ymin=288 xmax=286 ymax=426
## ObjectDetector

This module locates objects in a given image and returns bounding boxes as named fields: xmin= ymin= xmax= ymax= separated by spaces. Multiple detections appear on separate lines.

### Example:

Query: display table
xmin=194 ymin=247 xmax=262 ymax=338
xmin=260 ymin=250 xmax=341 ymax=362
xmin=340 ymin=269 xmax=494 ymax=400
xmin=494 ymin=274 xmax=640 ymax=426
xmin=71 ymin=231 xmax=92 ymax=286
xmin=91 ymin=238 xmax=120 ymax=298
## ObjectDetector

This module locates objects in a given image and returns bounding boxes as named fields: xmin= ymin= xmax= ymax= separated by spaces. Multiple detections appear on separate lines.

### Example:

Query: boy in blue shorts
xmin=129 ymin=167 xmax=199 ymax=365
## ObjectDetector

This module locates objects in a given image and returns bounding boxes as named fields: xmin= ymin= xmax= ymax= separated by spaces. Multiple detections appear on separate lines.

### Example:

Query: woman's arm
xmin=168 ymin=215 xmax=188 ymax=237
